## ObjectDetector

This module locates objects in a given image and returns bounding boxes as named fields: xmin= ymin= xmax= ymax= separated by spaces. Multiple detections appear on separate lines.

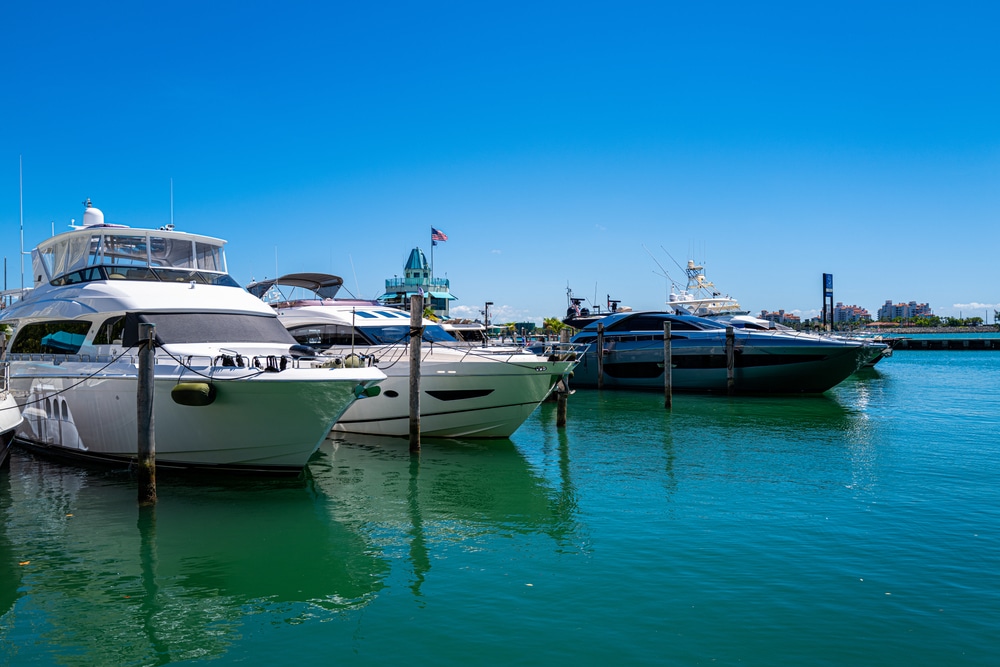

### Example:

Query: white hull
xmin=9 ymin=361 xmax=383 ymax=472
xmin=10 ymin=364 xmax=382 ymax=472
xmin=333 ymin=355 xmax=565 ymax=438
xmin=1 ymin=392 xmax=21 ymax=470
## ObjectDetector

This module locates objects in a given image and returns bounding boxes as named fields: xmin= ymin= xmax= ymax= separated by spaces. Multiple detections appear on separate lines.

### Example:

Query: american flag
xmin=431 ymin=227 xmax=448 ymax=244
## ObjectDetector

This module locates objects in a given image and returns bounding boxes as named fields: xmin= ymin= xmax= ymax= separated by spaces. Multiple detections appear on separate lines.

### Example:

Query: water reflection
xmin=520 ymin=386 xmax=884 ymax=513
xmin=1 ymin=436 xmax=579 ymax=663
xmin=0 ymin=451 xmax=388 ymax=664
xmin=312 ymin=434 xmax=577 ymax=594
xmin=0 ymin=472 xmax=21 ymax=620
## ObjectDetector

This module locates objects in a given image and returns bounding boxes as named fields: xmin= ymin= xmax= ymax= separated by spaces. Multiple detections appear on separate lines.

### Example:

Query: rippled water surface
xmin=2 ymin=351 xmax=999 ymax=665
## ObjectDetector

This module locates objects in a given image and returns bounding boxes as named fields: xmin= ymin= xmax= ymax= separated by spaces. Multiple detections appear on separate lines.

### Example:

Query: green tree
xmin=543 ymin=317 xmax=566 ymax=335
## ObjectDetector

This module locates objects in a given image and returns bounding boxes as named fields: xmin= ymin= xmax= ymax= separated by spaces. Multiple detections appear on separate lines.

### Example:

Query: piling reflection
xmin=311 ymin=434 xmax=577 ymax=593
xmin=0 ymin=471 xmax=21 ymax=620
xmin=0 ymin=451 xmax=388 ymax=664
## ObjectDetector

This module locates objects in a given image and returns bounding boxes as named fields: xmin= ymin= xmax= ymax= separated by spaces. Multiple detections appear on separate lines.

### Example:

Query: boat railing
xmin=6 ymin=350 xmax=371 ymax=378
xmin=461 ymin=341 xmax=590 ymax=364
xmin=0 ymin=361 xmax=9 ymax=393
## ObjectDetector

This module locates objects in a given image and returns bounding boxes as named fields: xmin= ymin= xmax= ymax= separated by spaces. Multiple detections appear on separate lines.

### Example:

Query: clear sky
xmin=3 ymin=1 xmax=998 ymax=324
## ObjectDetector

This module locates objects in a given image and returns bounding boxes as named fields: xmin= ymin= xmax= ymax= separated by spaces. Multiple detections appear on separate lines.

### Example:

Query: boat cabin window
xmin=195 ymin=242 xmax=224 ymax=272
xmin=10 ymin=320 xmax=92 ymax=354
xmin=359 ymin=324 xmax=458 ymax=345
xmin=288 ymin=324 xmax=369 ymax=348
xmin=104 ymin=234 xmax=158 ymax=267
xmin=607 ymin=315 xmax=720 ymax=332
xmin=93 ymin=316 xmax=126 ymax=345
xmin=121 ymin=312 xmax=295 ymax=346
xmin=34 ymin=228 xmax=234 ymax=287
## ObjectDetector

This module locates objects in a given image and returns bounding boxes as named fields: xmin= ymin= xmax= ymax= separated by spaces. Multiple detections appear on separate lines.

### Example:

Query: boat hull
xmin=0 ymin=393 xmax=21 ymax=470
xmin=9 ymin=364 xmax=383 ymax=474
xmin=571 ymin=334 xmax=875 ymax=394
xmin=332 ymin=355 xmax=574 ymax=438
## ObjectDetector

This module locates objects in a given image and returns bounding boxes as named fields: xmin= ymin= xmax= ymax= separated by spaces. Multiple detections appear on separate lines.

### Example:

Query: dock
xmin=892 ymin=338 xmax=1000 ymax=350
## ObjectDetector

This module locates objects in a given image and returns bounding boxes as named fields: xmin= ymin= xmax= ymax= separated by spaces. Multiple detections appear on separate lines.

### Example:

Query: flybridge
xmin=31 ymin=201 xmax=237 ymax=288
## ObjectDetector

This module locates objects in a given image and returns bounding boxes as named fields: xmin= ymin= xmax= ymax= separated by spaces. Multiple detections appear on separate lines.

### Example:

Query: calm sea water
xmin=2 ymin=351 xmax=999 ymax=666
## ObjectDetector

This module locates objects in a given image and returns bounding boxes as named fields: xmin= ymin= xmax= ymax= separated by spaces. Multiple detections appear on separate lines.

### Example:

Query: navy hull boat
xmin=569 ymin=311 xmax=884 ymax=394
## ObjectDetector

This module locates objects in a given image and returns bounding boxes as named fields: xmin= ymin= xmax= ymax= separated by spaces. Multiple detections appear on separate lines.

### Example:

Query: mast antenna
xmin=19 ymin=156 xmax=24 ymax=291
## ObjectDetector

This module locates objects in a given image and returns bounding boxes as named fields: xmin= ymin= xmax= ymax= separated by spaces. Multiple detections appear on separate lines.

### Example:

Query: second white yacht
xmin=249 ymin=273 xmax=583 ymax=438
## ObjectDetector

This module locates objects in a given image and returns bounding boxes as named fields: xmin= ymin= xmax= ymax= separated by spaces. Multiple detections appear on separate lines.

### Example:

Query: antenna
xmin=659 ymin=245 xmax=685 ymax=274
xmin=643 ymin=243 xmax=679 ymax=291
xmin=349 ymin=253 xmax=361 ymax=298
xmin=170 ymin=178 xmax=174 ymax=228
xmin=19 ymin=156 xmax=24 ymax=291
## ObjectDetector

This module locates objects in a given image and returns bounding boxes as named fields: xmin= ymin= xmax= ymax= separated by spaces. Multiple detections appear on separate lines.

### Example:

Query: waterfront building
xmin=376 ymin=247 xmax=457 ymax=318
xmin=759 ymin=309 xmax=801 ymax=326
xmin=877 ymin=300 xmax=932 ymax=322
xmin=833 ymin=302 xmax=872 ymax=325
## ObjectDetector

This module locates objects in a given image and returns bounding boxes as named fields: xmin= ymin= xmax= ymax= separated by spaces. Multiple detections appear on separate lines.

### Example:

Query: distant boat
xmin=569 ymin=311 xmax=884 ymax=394
xmin=0 ymin=201 xmax=385 ymax=474
xmin=248 ymin=273 xmax=585 ymax=438
xmin=562 ymin=287 xmax=630 ymax=329
xmin=439 ymin=319 xmax=489 ymax=344
xmin=667 ymin=260 xmax=749 ymax=318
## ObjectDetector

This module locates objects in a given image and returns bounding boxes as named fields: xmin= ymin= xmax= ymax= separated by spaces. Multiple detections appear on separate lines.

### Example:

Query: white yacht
xmin=0 ymin=201 xmax=384 ymax=474
xmin=667 ymin=260 xmax=749 ymax=318
xmin=248 ymin=273 xmax=585 ymax=438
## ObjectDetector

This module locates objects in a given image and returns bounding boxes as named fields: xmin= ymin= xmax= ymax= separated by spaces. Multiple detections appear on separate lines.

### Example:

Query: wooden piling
xmin=596 ymin=322 xmax=605 ymax=390
xmin=137 ymin=322 xmax=156 ymax=506
xmin=556 ymin=329 xmax=570 ymax=427
xmin=408 ymin=295 xmax=423 ymax=453
xmin=663 ymin=321 xmax=672 ymax=409
xmin=725 ymin=326 xmax=735 ymax=395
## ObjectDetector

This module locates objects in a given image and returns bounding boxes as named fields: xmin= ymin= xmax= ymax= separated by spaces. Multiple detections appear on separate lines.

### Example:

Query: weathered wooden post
xmin=663 ymin=321 xmax=672 ymax=409
xmin=409 ymin=294 xmax=423 ymax=453
xmin=596 ymin=322 xmax=605 ymax=390
xmin=556 ymin=328 xmax=570 ymax=427
xmin=137 ymin=322 xmax=156 ymax=506
xmin=725 ymin=325 xmax=735 ymax=395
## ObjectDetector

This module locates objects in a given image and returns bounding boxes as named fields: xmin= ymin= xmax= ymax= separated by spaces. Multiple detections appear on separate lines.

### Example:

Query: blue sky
xmin=3 ymin=1 xmax=998 ymax=323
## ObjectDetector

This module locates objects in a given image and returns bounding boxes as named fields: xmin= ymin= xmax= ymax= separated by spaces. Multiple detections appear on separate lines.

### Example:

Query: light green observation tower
xmin=377 ymin=247 xmax=456 ymax=319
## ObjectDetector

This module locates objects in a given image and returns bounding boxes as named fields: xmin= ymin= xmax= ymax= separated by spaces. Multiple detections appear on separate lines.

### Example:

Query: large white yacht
xmin=0 ymin=201 xmax=384 ymax=474
xmin=248 ymin=273 xmax=584 ymax=438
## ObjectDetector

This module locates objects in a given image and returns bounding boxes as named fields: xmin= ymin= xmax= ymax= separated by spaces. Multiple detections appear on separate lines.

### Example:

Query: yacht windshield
xmin=359 ymin=324 xmax=458 ymax=345
xmin=36 ymin=228 xmax=232 ymax=286
xmin=123 ymin=312 xmax=295 ymax=346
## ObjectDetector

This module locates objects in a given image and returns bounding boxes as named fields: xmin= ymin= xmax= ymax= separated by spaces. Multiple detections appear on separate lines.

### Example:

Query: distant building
xmin=833 ymin=302 xmax=872 ymax=324
xmin=876 ymin=300 xmax=932 ymax=322
xmin=759 ymin=309 xmax=801 ymax=326
xmin=376 ymin=247 xmax=457 ymax=318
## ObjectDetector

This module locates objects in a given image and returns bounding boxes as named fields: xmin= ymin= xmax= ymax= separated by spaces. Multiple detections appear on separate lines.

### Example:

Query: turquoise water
xmin=2 ymin=351 xmax=999 ymax=666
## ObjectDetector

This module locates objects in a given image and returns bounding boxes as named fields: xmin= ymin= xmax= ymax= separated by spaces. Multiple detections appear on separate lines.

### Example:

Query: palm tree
xmin=543 ymin=317 xmax=566 ymax=336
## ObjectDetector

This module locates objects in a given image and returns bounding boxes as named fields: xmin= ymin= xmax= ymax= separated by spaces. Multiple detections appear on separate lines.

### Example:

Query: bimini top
xmin=247 ymin=273 xmax=345 ymax=301
xmin=30 ymin=200 xmax=239 ymax=289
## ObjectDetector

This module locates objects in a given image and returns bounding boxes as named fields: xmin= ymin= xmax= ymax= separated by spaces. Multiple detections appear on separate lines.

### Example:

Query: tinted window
xmin=11 ymin=320 xmax=92 ymax=354
xmin=287 ymin=324 xmax=370 ymax=348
